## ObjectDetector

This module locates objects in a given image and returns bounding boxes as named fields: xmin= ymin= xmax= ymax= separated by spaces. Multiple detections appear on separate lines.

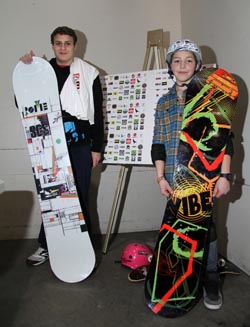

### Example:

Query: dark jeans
xmin=39 ymin=144 xmax=92 ymax=249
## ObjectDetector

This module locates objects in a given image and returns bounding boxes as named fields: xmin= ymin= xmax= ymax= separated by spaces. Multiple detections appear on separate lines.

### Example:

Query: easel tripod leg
xmin=102 ymin=165 xmax=126 ymax=253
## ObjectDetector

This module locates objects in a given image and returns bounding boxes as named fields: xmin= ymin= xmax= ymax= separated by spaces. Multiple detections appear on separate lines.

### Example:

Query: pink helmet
xmin=121 ymin=243 xmax=153 ymax=269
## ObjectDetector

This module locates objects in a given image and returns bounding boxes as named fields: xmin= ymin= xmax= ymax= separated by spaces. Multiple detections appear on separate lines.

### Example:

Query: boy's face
xmin=52 ymin=34 xmax=76 ymax=66
xmin=170 ymin=50 xmax=198 ymax=85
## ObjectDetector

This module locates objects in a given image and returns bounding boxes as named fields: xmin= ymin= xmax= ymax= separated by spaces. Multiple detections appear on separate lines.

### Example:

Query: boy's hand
xmin=213 ymin=177 xmax=230 ymax=198
xmin=19 ymin=50 xmax=35 ymax=64
xmin=91 ymin=152 xmax=101 ymax=169
xmin=158 ymin=179 xmax=173 ymax=198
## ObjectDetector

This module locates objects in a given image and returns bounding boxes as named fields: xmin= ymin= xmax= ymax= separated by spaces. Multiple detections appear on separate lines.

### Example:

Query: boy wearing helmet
xmin=151 ymin=39 xmax=234 ymax=310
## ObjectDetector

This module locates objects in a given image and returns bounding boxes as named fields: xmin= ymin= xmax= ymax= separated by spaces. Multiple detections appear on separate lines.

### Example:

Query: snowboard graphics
xmin=13 ymin=57 xmax=95 ymax=283
xmin=145 ymin=68 xmax=238 ymax=317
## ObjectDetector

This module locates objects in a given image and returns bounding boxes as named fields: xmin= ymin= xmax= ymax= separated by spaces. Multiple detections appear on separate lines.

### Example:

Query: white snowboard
xmin=13 ymin=57 xmax=95 ymax=283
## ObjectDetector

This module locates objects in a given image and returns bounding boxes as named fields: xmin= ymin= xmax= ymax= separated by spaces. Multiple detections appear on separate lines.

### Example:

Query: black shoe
xmin=203 ymin=271 xmax=223 ymax=310
xmin=128 ymin=266 xmax=148 ymax=282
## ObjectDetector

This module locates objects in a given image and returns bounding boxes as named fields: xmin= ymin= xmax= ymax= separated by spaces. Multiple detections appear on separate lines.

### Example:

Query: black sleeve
xmin=225 ymin=132 xmax=234 ymax=157
xmin=90 ymin=76 xmax=104 ymax=152
xmin=151 ymin=143 xmax=166 ymax=165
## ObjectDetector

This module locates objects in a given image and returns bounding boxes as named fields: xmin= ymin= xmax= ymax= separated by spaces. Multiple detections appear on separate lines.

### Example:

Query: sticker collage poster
xmin=101 ymin=69 xmax=174 ymax=165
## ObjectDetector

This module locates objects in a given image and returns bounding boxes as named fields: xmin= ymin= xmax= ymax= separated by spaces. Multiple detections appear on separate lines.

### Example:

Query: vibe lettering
xmin=182 ymin=191 xmax=211 ymax=216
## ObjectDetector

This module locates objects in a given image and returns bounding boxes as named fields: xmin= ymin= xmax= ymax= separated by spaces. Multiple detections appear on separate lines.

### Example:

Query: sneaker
xmin=128 ymin=266 xmax=148 ymax=282
xmin=26 ymin=247 xmax=49 ymax=266
xmin=203 ymin=271 xmax=223 ymax=310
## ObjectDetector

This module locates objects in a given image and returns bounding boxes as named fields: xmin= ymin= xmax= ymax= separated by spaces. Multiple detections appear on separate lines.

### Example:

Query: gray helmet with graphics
xmin=166 ymin=39 xmax=202 ymax=74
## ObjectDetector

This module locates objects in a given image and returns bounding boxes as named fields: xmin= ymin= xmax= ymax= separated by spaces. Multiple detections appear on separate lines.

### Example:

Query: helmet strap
xmin=176 ymin=82 xmax=189 ymax=87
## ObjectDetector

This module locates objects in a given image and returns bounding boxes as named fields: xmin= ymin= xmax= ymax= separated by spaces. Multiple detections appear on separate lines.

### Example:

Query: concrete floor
xmin=0 ymin=231 xmax=250 ymax=327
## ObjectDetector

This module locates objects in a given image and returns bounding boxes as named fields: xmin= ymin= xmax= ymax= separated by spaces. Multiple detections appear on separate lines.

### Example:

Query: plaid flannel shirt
xmin=152 ymin=85 xmax=185 ymax=186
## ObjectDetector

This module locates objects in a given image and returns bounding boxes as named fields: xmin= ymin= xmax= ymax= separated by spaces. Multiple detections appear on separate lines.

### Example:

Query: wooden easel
xmin=143 ymin=29 xmax=166 ymax=70
xmin=102 ymin=164 xmax=128 ymax=253
xmin=102 ymin=29 xmax=166 ymax=254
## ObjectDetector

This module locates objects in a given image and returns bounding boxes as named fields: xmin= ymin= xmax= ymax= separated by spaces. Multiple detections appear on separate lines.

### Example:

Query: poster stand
xmin=143 ymin=29 xmax=166 ymax=70
xmin=102 ymin=164 xmax=128 ymax=253
xmin=102 ymin=29 xmax=166 ymax=253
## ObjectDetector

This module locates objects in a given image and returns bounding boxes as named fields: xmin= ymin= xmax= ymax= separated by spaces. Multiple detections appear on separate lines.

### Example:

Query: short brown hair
xmin=50 ymin=26 xmax=77 ymax=45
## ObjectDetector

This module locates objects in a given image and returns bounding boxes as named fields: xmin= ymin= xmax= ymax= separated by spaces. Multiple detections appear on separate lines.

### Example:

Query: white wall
xmin=0 ymin=0 xmax=181 ymax=239
xmin=181 ymin=0 xmax=250 ymax=275
xmin=1 ymin=0 xmax=249 ymax=276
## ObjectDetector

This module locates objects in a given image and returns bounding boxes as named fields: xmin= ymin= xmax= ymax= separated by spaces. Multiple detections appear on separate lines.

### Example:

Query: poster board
xmin=101 ymin=69 xmax=174 ymax=165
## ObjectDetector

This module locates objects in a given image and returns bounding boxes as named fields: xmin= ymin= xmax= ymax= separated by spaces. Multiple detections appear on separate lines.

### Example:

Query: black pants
xmin=38 ymin=144 xmax=92 ymax=249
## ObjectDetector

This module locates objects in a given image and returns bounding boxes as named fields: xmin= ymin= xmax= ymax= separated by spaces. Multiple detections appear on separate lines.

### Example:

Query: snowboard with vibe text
xmin=13 ymin=57 xmax=95 ymax=283
xmin=145 ymin=68 xmax=238 ymax=317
